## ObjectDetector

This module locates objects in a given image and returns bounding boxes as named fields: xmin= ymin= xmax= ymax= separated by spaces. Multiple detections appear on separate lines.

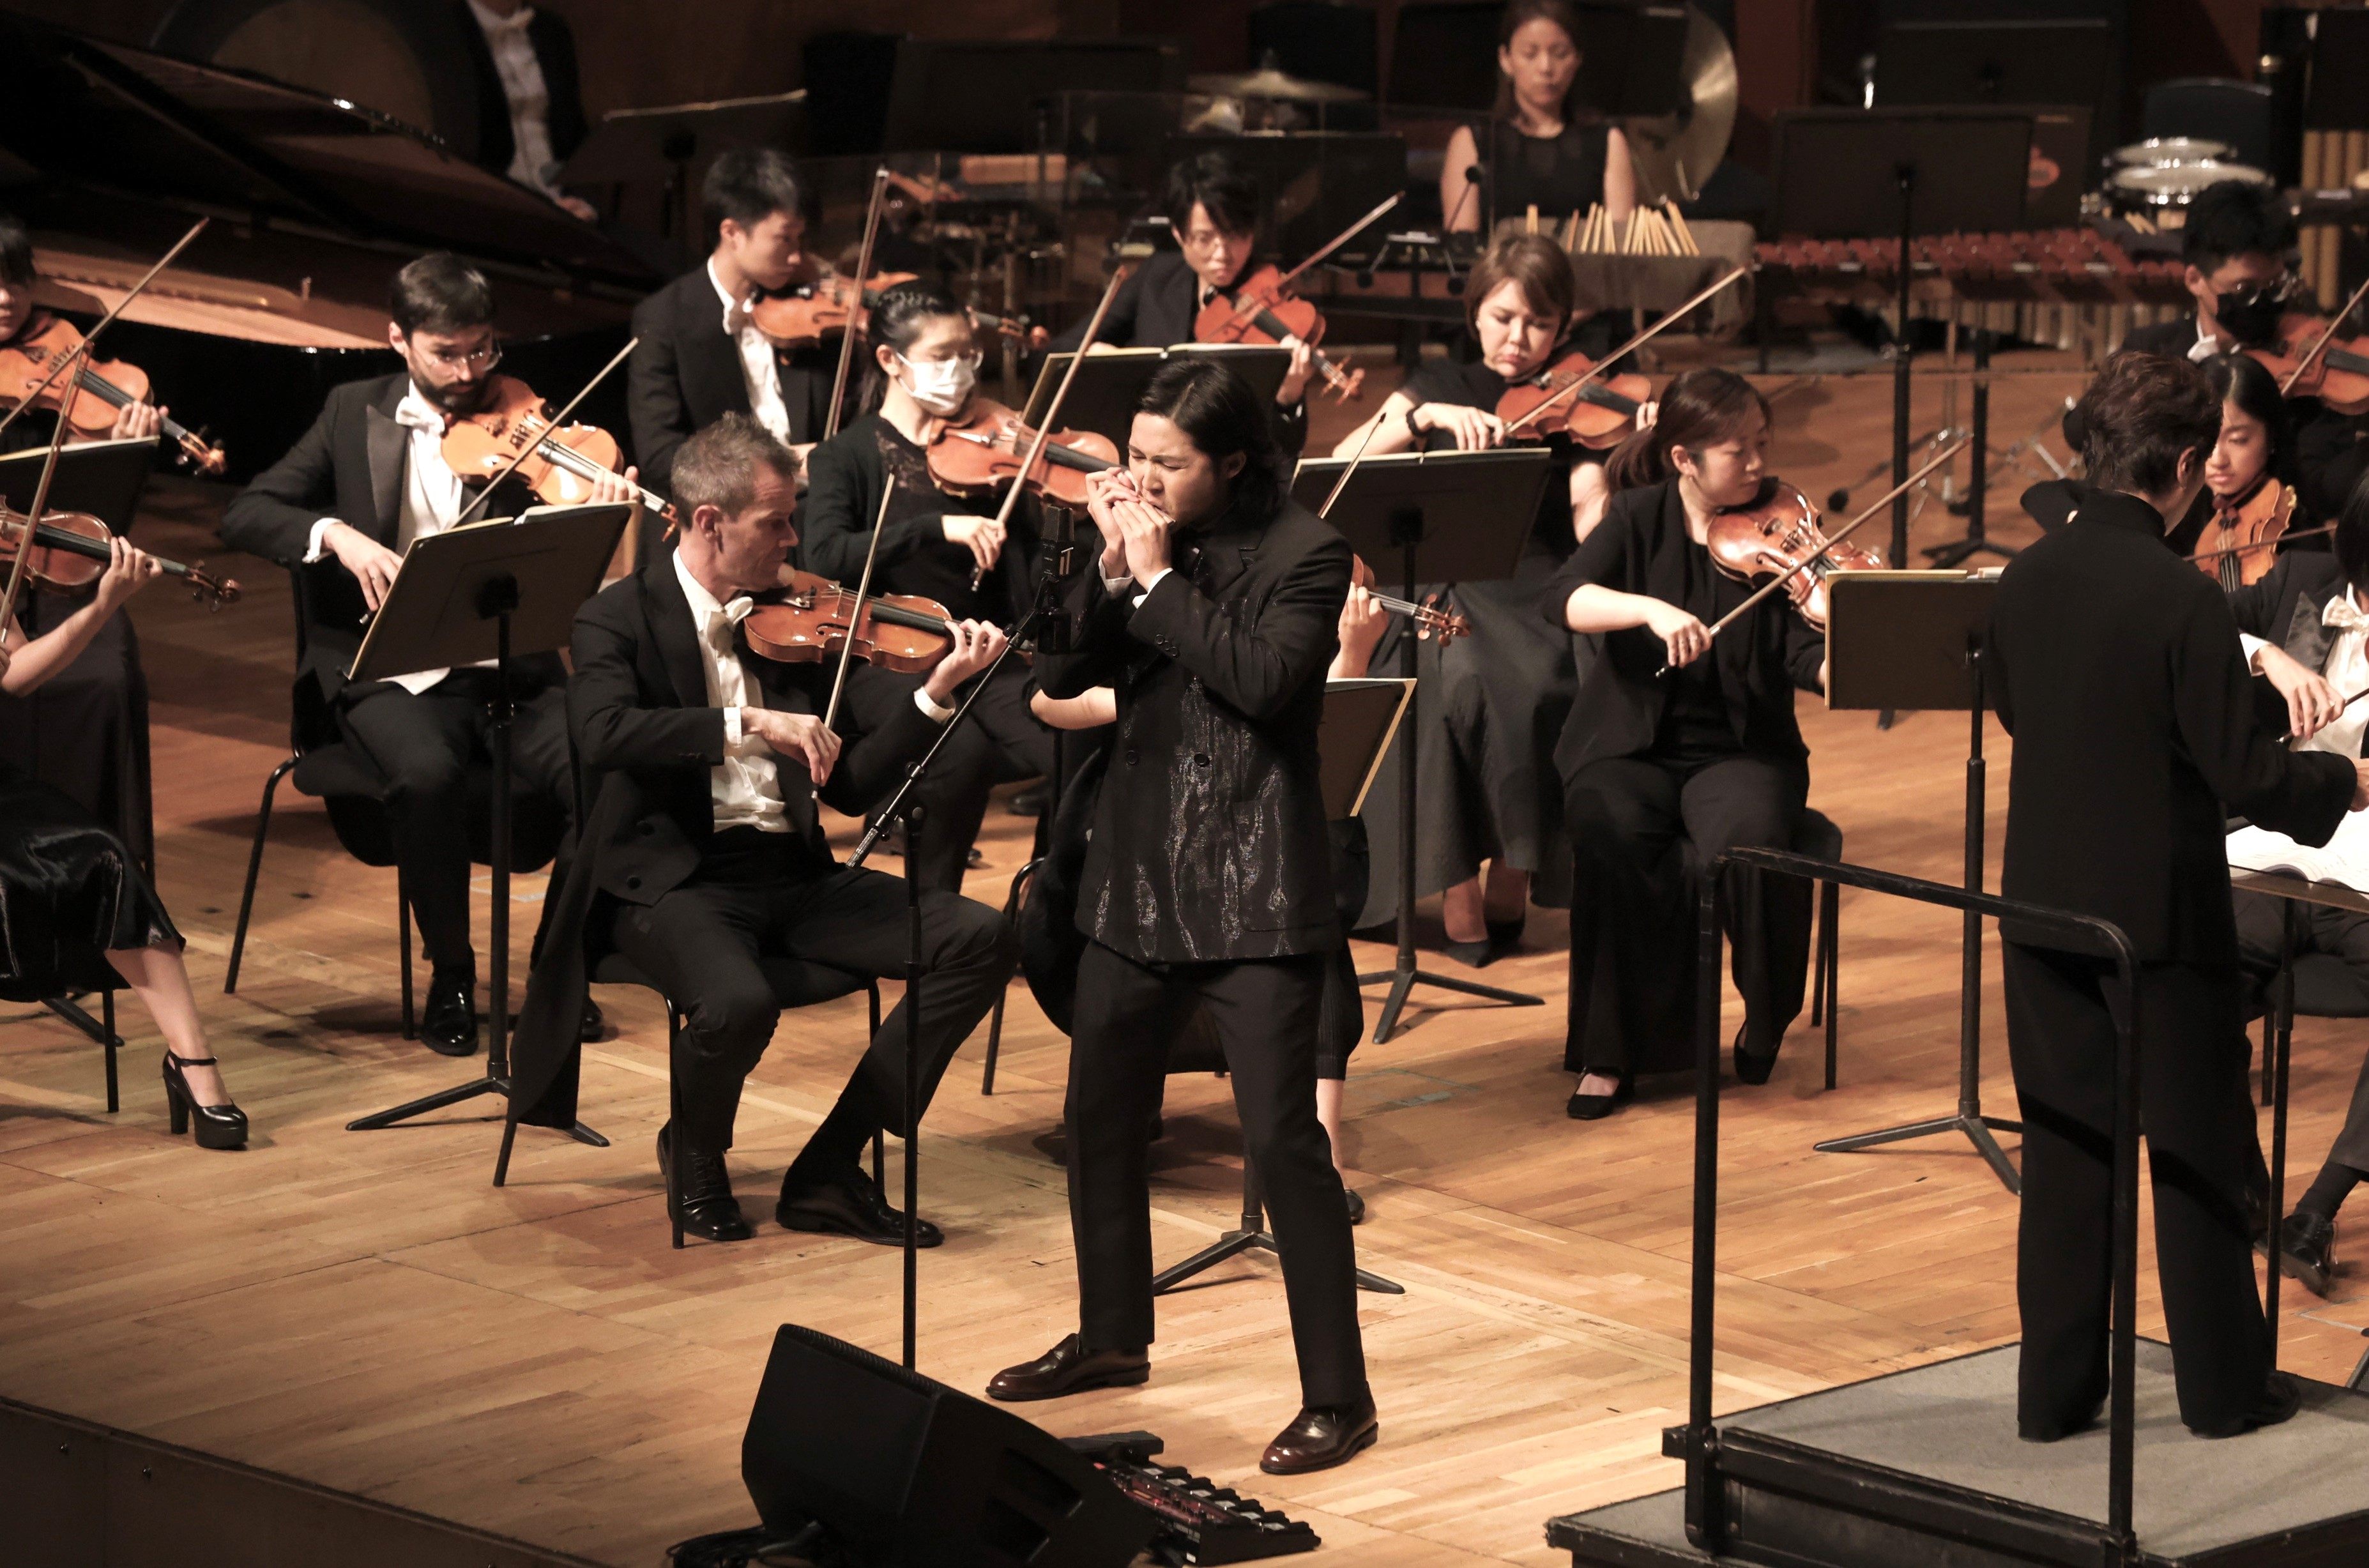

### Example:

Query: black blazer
xmin=1990 ymin=489 xmax=2356 ymax=963
xmin=453 ymin=1 xmax=586 ymax=183
xmin=626 ymin=267 xmax=833 ymax=498
xmin=507 ymin=542 xmax=943 ymax=1126
xmin=1541 ymin=480 xmax=1826 ymax=782
xmin=2227 ymin=547 xmax=2349 ymax=669
xmin=1037 ymin=496 xmax=1350 ymax=963
xmin=220 ymin=372 xmax=543 ymax=701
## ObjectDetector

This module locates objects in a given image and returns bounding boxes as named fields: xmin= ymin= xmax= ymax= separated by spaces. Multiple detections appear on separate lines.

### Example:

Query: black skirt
xmin=0 ymin=775 xmax=179 ymax=1003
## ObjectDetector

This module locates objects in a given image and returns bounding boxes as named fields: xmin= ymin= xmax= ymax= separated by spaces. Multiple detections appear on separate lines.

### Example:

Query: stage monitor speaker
xmin=741 ymin=1325 xmax=1157 ymax=1568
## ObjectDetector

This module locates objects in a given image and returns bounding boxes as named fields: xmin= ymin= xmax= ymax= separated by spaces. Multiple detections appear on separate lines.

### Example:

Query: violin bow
xmin=0 ymin=217 xmax=209 ymax=446
xmin=1668 ymin=436 xmax=1969 ymax=670
xmin=1 ymin=344 xmax=86 ymax=634
xmin=970 ymin=257 xmax=1141 ymax=591
xmin=823 ymin=478 xmax=899 ymax=733
xmin=452 ymin=335 xmax=641 ymax=526
xmin=2191 ymin=519 xmax=2332 ymax=563
xmin=823 ymin=167 xmax=893 ymax=446
xmin=1500 ymin=266 xmax=1748 ymax=439
xmin=2276 ymin=273 xmax=2369 ymax=398
xmin=1262 ymin=192 xmax=1403 ymax=299
xmin=1316 ymin=401 xmax=1389 ymax=519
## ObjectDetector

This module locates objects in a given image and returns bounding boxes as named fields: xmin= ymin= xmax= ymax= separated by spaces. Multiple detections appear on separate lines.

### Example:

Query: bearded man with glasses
xmin=222 ymin=252 xmax=636 ymax=1055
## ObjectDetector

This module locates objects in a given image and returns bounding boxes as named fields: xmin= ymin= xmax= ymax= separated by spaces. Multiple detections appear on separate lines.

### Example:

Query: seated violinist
xmin=2179 ymin=353 xmax=2312 ymax=566
xmin=505 ymin=413 xmax=1019 ymax=1245
xmin=0 ymin=213 xmax=165 ymax=455
xmin=1047 ymin=152 xmax=1314 ymax=455
xmin=801 ymin=284 xmax=1055 ymax=893
xmin=628 ymin=149 xmax=830 ymax=501
xmin=220 ymin=254 xmax=636 ymax=1056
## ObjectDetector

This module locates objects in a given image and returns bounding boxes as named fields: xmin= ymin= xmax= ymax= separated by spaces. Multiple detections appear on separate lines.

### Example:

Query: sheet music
xmin=2227 ymin=818 xmax=2369 ymax=897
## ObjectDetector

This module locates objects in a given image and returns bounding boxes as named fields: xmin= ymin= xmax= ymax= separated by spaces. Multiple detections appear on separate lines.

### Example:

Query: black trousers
xmin=336 ymin=668 xmax=574 ymax=975
xmin=1069 ymin=940 xmax=1369 ymax=1408
xmin=2002 ymin=944 xmax=2271 ymax=1434
xmin=2234 ymin=890 xmax=2369 ymax=1175
xmin=841 ymin=664 xmax=1055 ymax=894
xmin=1563 ymin=752 xmax=1811 ymax=1074
xmin=609 ymin=829 xmax=1017 ymax=1161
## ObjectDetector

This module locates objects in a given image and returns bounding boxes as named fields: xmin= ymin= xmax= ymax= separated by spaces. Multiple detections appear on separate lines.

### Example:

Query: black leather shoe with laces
xmin=420 ymin=971 xmax=479 ymax=1056
xmin=776 ymin=1164 xmax=943 ymax=1247
xmin=657 ymin=1123 xmax=752 ymax=1243
xmin=2278 ymin=1210 xmax=2337 ymax=1298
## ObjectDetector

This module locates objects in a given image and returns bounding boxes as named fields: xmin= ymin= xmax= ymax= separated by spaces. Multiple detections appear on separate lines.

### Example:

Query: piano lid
xmin=0 ymin=17 xmax=663 ymax=301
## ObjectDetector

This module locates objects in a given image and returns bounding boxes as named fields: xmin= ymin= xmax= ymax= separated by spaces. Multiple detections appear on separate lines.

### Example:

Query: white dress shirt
xmin=305 ymin=383 xmax=475 ymax=694
xmin=467 ymin=0 xmax=563 ymax=200
xmin=2188 ymin=317 xmax=2227 ymax=364
xmin=2229 ymin=587 xmax=2369 ymax=885
xmin=674 ymin=550 xmax=791 ymax=833
xmin=708 ymin=259 xmax=791 ymax=443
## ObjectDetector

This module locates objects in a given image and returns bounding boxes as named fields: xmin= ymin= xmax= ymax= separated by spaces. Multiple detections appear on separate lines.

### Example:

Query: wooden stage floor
xmin=5 ymin=352 xmax=2366 ymax=1566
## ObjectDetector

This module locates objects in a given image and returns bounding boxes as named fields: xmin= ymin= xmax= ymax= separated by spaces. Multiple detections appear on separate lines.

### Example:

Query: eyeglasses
xmin=416 ymin=341 xmax=503 ymax=374
xmin=1177 ymin=227 xmax=1247 ymax=254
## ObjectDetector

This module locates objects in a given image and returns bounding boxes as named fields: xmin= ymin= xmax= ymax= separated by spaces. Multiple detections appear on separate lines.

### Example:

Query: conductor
xmin=1989 ymin=351 xmax=2369 ymax=1441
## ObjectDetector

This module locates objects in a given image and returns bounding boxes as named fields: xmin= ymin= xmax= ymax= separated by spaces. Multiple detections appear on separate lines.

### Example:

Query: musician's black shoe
xmin=1005 ymin=780 xmax=1050 ymax=817
xmin=420 ymin=971 xmax=478 ymax=1056
xmin=1567 ymin=1070 xmax=1633 ymax=1121
xmin=775 ymin=1164 xmax=943 ymax=1247
xmin=2190 ymin=1372 xmax=2303 ymax=1439
xmin=1486 ymin=915 xmax=1526 ymax=962
xmin=1344 ymin=1187 xmax=1367 ymax=1225
xmin=986 ymin=1334 xmax=1149 ymax=1401
xmin=1733 ymin=1024 xmax=1780 ymax=1086
xmin=1442 ymin=934 xmax=1495 ymax=968
xmin=579 ymin=997 xmax=606 ymax=1043
xmin=2278 ymin=1210 xmax=2338 ymax=1298
xmin=657 ymin=1122 xmax=752 ymax=1243
xmin=1260 ymin=1394 xmax=1380 ymax=1475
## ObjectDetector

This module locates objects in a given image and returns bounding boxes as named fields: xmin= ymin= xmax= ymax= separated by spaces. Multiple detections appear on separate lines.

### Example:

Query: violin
xmin=2246 ymin=309 xmax=2369 ymax=415
xmin=1350 ymin=553 xmax=1470 ymax=640
xmin=2191 ymin=476 xmax=2295 ymax=590
xmin=1702 ymin=480 xmax=1884 ymax=633
xmin=1497 ymin=348 xmax=1653 ymax=448
xmin=924 ymin=397 xmax=1119 ymax=508
xmin=1 ymin=504 xmax=239 ymax=608
xmin=1194 ymin=266 xmax=1365 ymax=402
xmin=0 ymin=312 xmax=225 ymax=475
xmin=439 ymin=376 xmax=676 ymax=524
xmin=750 ymin=267 xmax=1033 ymax=351
xmin=741 ymin=568 xmax=955 ymax=674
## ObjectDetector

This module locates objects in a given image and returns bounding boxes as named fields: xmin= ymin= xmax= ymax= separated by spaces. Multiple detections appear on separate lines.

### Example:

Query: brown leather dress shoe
xmin=1260 ymin=1394 xmax=1379 ymax=1474
xmin=985 ymin=1334 xmax=1149 ymax=1402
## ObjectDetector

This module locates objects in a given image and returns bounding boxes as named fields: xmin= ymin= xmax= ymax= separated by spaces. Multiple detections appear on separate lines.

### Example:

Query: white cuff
xmin=724 ymin=705 xmax=743 ymax=745
xmin=915 ymin=687 xmax=957 ymax=724
xmin=304 ymin=518 xmax=340 ymax=563
xmin=2240 ymin=633 xmax=2272 ymax=671
xmin=1101 ymin=571 xmax=1134 ymax=594
xmin=1130 ymin=565 xmax=1173 ymax=607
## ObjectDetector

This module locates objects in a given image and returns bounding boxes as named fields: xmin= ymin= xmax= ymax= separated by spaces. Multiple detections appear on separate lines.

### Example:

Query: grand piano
xmin=0 ymin=15 xmax=666 ymax=480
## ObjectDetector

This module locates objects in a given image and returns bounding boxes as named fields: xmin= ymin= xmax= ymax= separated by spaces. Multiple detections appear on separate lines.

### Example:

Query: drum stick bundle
xmin=1564 ymin=199 xmax=1699 ymax=257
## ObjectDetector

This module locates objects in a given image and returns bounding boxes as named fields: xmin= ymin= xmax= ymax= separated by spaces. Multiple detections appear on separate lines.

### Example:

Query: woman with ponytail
xmin=1544 ymin=367 xmax=1827 ymax=1120
xmin=800 ymin=282 xmax=1055 ymax=893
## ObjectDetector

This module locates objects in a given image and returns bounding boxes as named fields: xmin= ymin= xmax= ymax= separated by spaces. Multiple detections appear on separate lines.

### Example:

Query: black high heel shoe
xmin=162 ymin=1053 xmax=248 ymax=1151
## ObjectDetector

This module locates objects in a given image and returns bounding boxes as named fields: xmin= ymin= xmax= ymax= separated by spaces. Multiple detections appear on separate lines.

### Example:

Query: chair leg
xmin=103 ymin=991 xmax=119 ymax=1114
xmin=1809 ymin=880 xmax=1827 ymax=1028
xmin=397 ymin=872 xmax=415 ymax=1040
xmin=1821 ymin=879 xmax=1841 ymax=1092
xmin=669 ymin=1007 xmax=684 ymax=1251
xmin=225 ymin=756 xmax=297 ymax=995
xmin=981 ymin=859 xmax=1037 ymax=1095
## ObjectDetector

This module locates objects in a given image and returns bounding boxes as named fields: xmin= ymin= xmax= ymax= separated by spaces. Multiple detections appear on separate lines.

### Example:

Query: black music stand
xmin=563 ymin=93 xmax=805 ymax=265
xmin=1813 ymin=570 xmax=2022 ymax=1193
xmin=0 ymin=438 xmax=153 ymax=535
xmin=1771 ymin=110 xmax=2033 ymax=578
xmin=345 ymin=505 xmax=631 ymax=1141
xmin=1022 ymin=344 xmax=1292 ymax=453
xmin=1288 ymin=448 xmax=1553 ymax=1042
xmin=1153 ymin=676 xmax=1415 ymax=1300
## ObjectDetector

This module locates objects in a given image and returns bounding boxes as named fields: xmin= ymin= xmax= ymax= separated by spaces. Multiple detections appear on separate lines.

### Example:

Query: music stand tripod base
xmin=1152 ymin=1159 xmax=1404 ymax=1297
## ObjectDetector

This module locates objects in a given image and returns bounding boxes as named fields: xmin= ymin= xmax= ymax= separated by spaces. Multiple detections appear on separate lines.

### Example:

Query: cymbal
xmin=1187 ymin=66 xmax=1369 ymax=105
xmin=1622 ymin=3 xmax=1736 ymax=206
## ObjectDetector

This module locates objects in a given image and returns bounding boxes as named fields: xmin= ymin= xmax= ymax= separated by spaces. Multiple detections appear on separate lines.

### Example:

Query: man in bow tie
xmin=1990 ymin=351 xmax=2369 ymax=1443
xmin=224 ymin=252 xmax=640 ymax=1055
xmin=507 ymin=413 xmax=1019 ymax=1245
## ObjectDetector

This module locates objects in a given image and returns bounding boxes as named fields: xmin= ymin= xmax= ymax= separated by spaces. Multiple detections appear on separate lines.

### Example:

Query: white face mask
xmin=897 ymin=351 xmax=977 ymax=416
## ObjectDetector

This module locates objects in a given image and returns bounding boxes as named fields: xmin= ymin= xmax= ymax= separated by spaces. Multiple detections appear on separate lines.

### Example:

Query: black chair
xmin=2142 ymin=78 xmax=2278 ymax=173
xmin=1249 ymin=2 xmax=1379 ymax=98
xmin=567 ymin=954 xmax=884 ymax=1248
xmin=1565 ymin=806 xmax=1843 ymax=1082
xmin=975 ymin=857 xmax=1040 ymax=1095
xmin=224 ymin=570 xmax=562 ymax=1033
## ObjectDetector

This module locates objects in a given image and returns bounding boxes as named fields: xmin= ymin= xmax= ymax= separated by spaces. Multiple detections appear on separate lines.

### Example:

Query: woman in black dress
xmin=1439 ymin=0 xmax=1635 ymax=237
xmin=1329 ymin=234 xmax=1597 ymax=960
xmin=800 ymin=282 xmax=1056 ymax=892
xmin=3 ymin=537 xmax=248 ymax=1150
xmin=1545 ymin=368 xmax=1826 ymax=1120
